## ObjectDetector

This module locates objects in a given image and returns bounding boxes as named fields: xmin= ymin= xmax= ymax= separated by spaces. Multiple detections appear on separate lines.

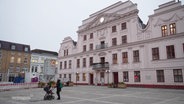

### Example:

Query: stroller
xmin=43 ymin=85 xmax=55 ymax=100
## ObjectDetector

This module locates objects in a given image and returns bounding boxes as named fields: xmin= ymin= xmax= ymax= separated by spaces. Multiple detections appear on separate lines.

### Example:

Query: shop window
xmin=134 ymin=71 xmax=140 ymax=82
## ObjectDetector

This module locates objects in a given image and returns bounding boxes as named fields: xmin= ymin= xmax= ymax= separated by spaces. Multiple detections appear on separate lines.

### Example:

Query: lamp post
xmin=105 ymin=70 xmax=110 ymax=86
xmin=76 ymin=72 xmax=78 ymax=86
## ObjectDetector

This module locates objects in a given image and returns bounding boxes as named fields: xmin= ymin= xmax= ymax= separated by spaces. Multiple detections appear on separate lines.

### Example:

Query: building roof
xmin=31 ymin=49 xmax=58 ymax=56
xmin=0 ymin=40 xmax=31 ymax=53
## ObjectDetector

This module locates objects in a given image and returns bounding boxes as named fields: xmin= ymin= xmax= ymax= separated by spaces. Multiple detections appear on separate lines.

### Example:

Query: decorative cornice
xmin=149 ymin=5 xmax=184 ymax=18
xmin=154 ymin=13 xmax=184 ymax=27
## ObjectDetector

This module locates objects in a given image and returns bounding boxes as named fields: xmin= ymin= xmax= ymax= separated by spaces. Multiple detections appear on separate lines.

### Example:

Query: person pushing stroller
xmin=43 ymin=83 xmax=55 ymax=100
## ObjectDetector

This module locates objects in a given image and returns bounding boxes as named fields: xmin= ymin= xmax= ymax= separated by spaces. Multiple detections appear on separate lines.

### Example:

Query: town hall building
xmin=58 ymin=0 xmax=184 ymax=88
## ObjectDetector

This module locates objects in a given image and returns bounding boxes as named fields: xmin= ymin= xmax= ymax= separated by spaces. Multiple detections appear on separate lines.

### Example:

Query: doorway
xmin=89 ymin=73 xmax=94 ymax=85
xmin=113 ymin=72 xmax=119 ymax=87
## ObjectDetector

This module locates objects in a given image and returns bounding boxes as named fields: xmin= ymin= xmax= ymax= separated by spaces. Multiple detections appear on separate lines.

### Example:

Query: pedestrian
xmin=56 ymin=79 xmax=63 ymax=100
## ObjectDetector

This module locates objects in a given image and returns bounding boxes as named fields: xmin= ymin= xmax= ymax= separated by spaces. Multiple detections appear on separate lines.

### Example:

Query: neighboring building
xmin=26 ymin=49 xmax=58 ymax=83
xmin=58 ymin=0 xmax=184 ymax=88
xmin=0 ymin=40 xmax=31 ymax=82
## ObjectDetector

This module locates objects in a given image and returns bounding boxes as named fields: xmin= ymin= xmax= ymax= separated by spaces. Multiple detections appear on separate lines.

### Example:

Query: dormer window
xmin=170 ymin=23 xmax=176 ymax=35
xmin=161 ymin=25 xmax=167 ymax=37
xmin=11 ymin=45 xmax=16 ymax=50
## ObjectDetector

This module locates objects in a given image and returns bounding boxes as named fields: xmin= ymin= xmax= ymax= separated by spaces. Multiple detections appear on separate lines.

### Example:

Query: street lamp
xmin=76 ymin=72 xmax=78 ymax=86
xmin=105 ymin=70 xmax=110 ymax=86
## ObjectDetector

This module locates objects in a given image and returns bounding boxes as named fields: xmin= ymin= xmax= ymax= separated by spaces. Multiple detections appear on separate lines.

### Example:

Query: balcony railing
xmin=92 ymin=62 xmax=109 ymax=70
xmin=96 ymin=44 xmax=108 ymax=50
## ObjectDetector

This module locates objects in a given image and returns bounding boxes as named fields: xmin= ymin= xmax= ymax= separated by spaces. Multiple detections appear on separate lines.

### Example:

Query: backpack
xmin=59 ymin=83 xmax=63 ymax=88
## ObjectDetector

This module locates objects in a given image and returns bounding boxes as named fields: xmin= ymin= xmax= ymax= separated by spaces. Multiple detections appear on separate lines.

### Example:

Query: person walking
xmin=56 ymin=79 xmax=63 ymax=100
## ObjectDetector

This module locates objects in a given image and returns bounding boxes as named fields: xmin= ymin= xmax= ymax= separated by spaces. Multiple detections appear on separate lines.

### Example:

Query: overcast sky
xmin=0 ymin=0 xmax=183 ymax=52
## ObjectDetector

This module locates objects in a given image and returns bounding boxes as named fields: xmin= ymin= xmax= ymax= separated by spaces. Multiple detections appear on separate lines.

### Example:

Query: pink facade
xmin=58 ymin=0 xmax=184 ymax=89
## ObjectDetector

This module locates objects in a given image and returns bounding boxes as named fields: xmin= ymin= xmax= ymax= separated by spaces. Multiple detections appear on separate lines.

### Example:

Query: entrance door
xmin=90 ymin=73 xmax=94 ymax=85
xmin=113 ymin=72 xmax=119 ymax=87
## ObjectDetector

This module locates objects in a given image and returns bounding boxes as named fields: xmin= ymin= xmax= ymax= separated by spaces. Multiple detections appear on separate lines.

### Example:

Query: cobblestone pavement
xmin=0 ymin=86 xmax=184 ymax=104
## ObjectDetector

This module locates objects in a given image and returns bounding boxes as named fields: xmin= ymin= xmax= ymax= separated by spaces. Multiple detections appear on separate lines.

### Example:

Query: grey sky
xmin=0 ymin=0 xmax=183 ymax=52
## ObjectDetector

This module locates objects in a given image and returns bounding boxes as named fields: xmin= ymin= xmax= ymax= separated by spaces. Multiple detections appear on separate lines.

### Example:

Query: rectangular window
xmin=123 ymin=71 xmax=129 ymax=82
xmin=83 ymin=35 xmax=87 ymax=41
xmin=133 ymin=50 xmax=140 ymax=62
xmin=17 ymin=57 xmax=21 ymax=63
xmin=69 ymin=60 xmax=72 ymax=69
xmin=60 ymin=62 xmax=62 ymax=70
xmin=112 ymin=38 xmax=117 ymax=46
xmin=24 ymin=57 xmax=28 ymax=64
xmin=64 ymin=50 xmax=68 ymax=56
xmin=100 ymin=41 xmax=105 ymax=49
xmin=152 ymin=47 xmax=160 ymax=60
xmin=76 ymin=73 xmax=79 ymax=81
xmin=173 ymin=69 xmax=183 ymax=82
xmin=31 ymin=66 xmax=34 ymax=72
xmin=64 ymin=61 xmax=67 ymax=69
xmin=10 ymin=56 xmax=15 ymax=63
xmin=112 ymin=53 xmax=118 ymax=64
xmin=83 ymin=45 xmax=86 ymax=52
xmin=11 ymin=45 xmax=16 ymax=50
xmin=35 ymin=66 xmax=37 ymax=72
xmin=134 ymin=71 xmax=141 ymax=82
xmin=161 ymin=25 xmax=167 ymax=37
xmin=121 ymin=22 xmax=127 ymax=30
xmin=89 ymin=57 xmax=93 ymax=66
xmin=100 ymin=57 xmax=105 ymax=63
xmin=24 ymin=47 xmax=29 ymax=52
xmin=59 ymin=74 xmax=62 ymax=78
xmin=122 ymin=35 xmax=127 ymax=44
xmin=100 ymin=72 xmax=104 ymax=78
xmin=156 ymin=70 xmax=165 ymax=82
xmin=122 ymin=52 xmax=128 ymax=63
xmin=69 ymin=74 xmax=71 ymax=81
xmin=64 ymin=74 xmax=66 ymax=78
xmin=90 ymin=33 xmax=93 ymax=39
xmin=170 ymin=23 xmax=176 ymax=35
xmin=83 ymin=58 xmax=86 ymax=67
xmin=67 ymin=49 xmax=68 ymax=55
xmin=82 ymin=73 xmax=86 ymax=81
xmin=77 ymin=59 xmax=80 ymax=68
xmin=89 ymin=43 xmax=93 ymax=51
xmin=166 ymin=45 xmax=175 ymax=59
xmin=112 ymin=25 xmax=117 ymax=33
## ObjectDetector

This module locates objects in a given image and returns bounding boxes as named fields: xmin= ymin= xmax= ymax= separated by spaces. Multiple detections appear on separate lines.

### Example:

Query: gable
xmin=85 ymin=13 xmax=121 ymax=29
